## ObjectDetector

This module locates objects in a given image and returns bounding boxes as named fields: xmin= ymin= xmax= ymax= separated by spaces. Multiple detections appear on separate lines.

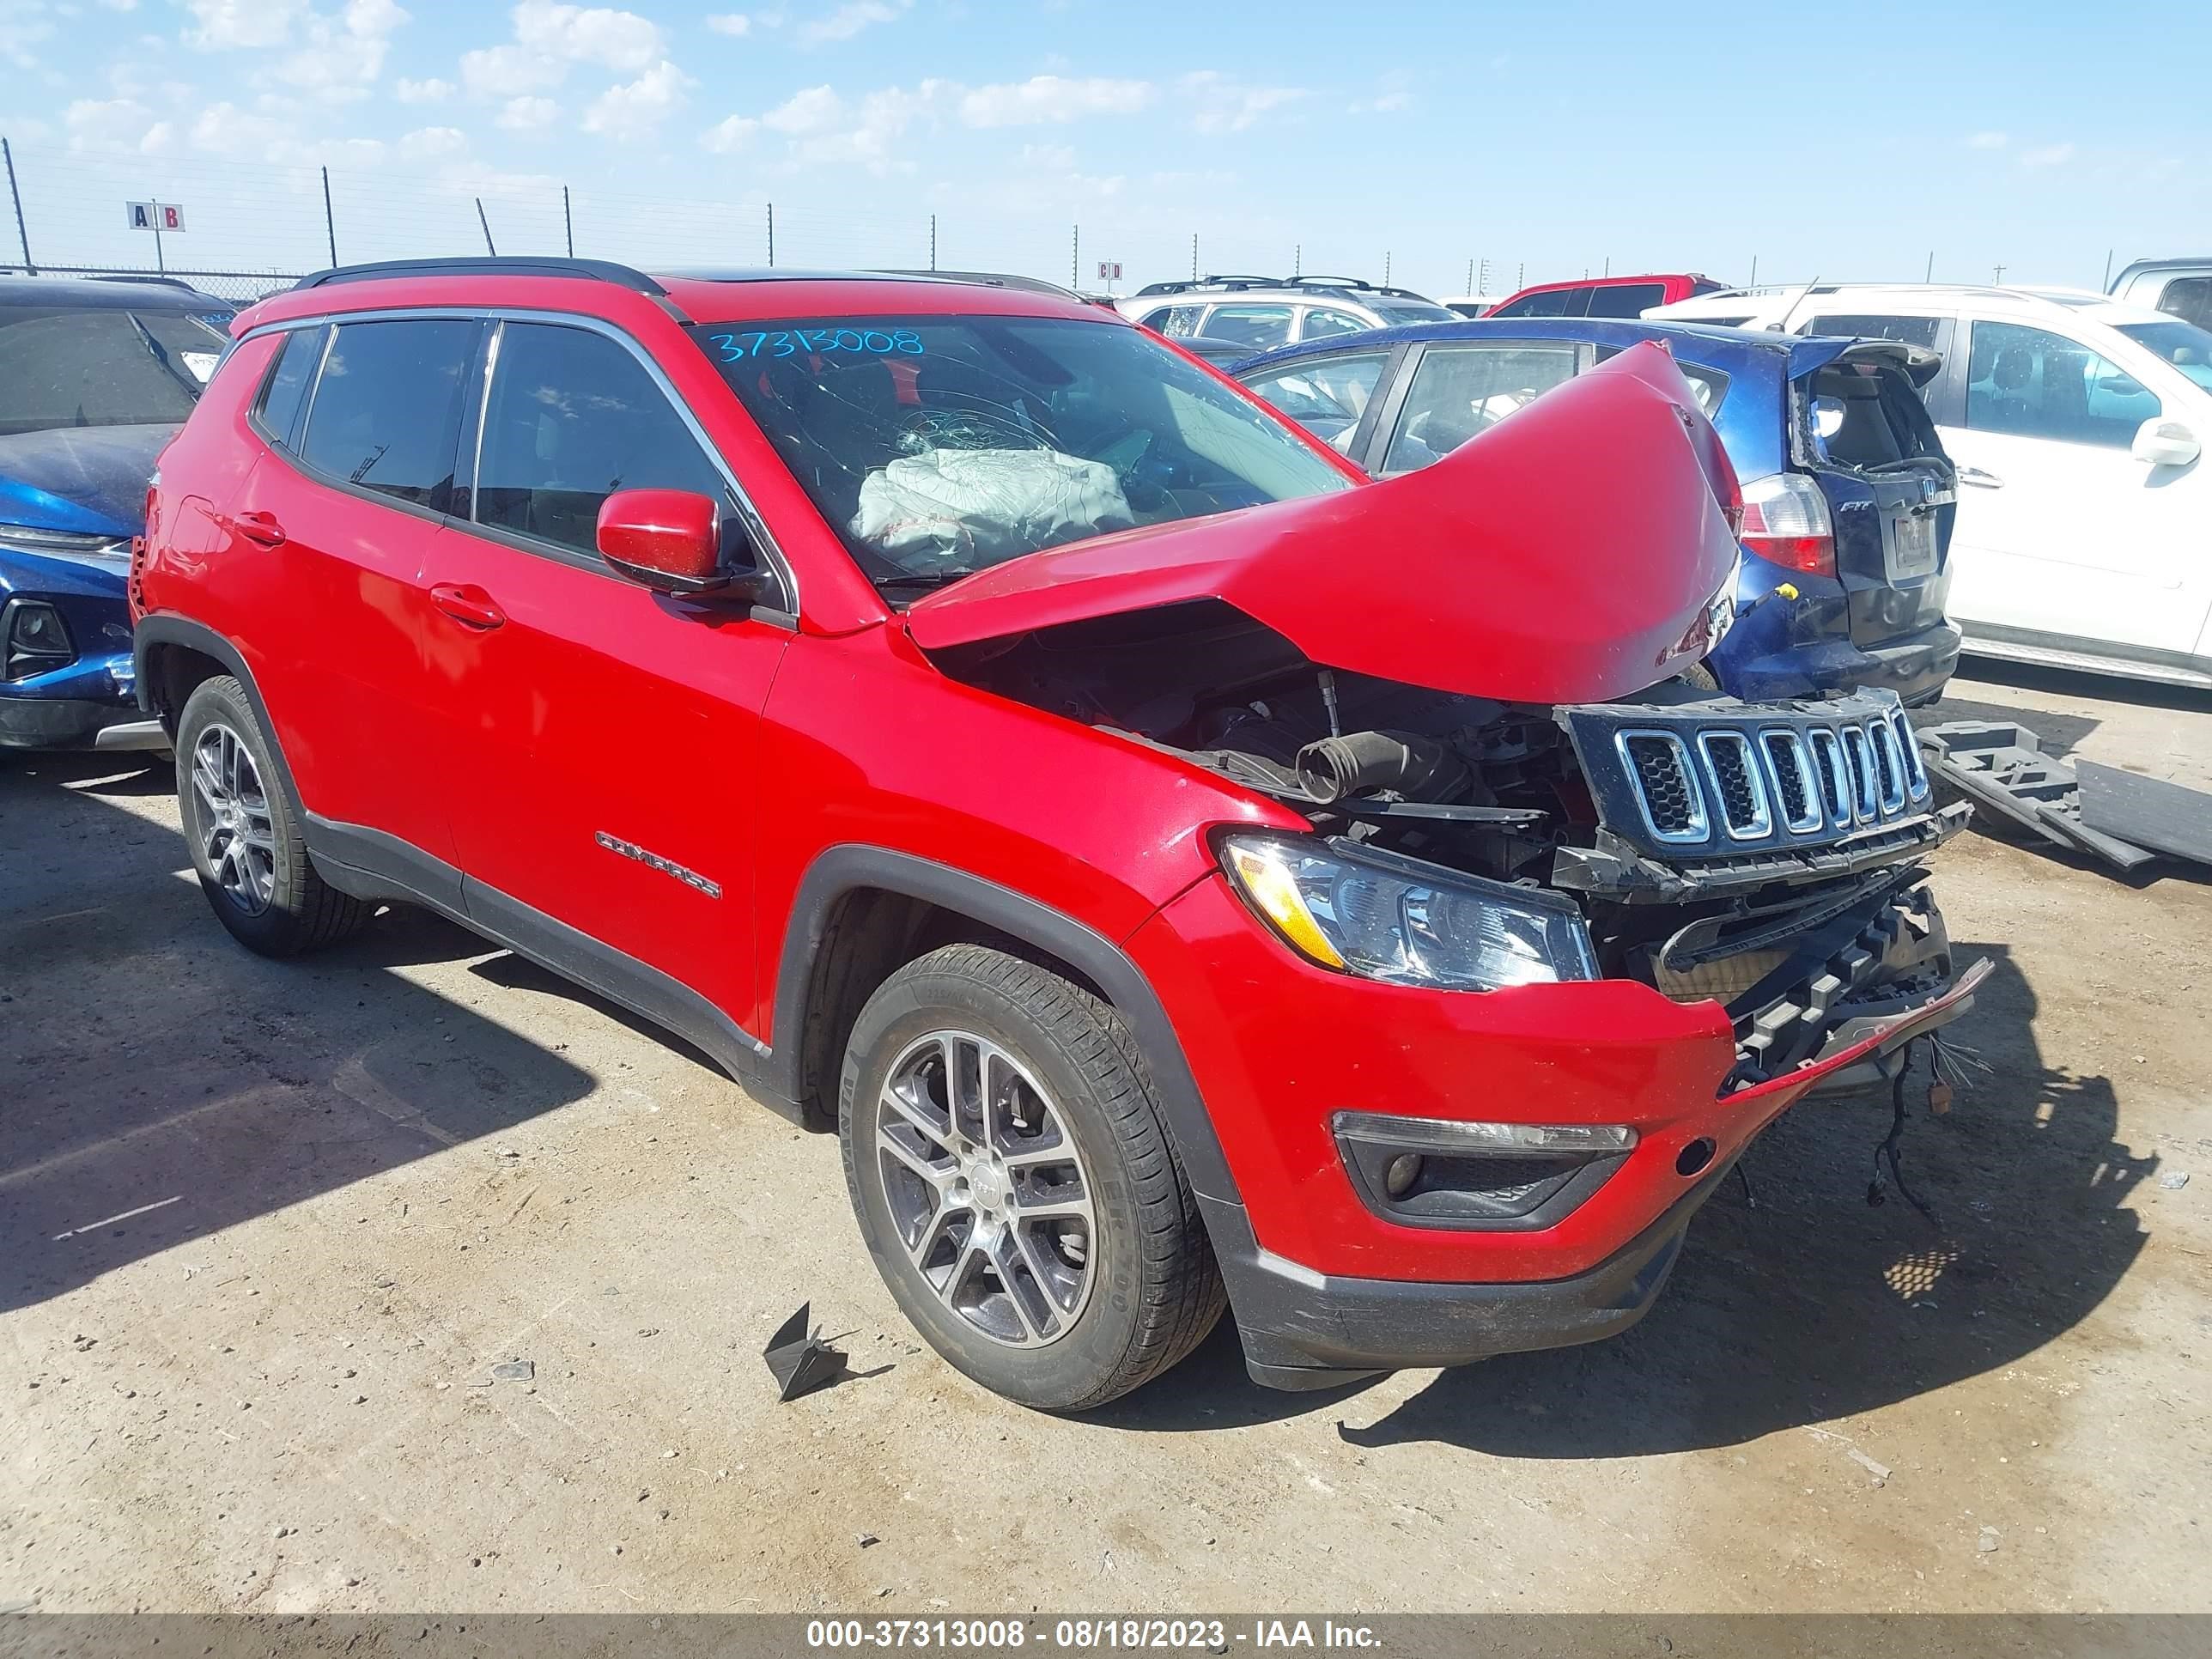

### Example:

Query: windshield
xmin=2118 ymin=320 xmax=2212 ymax=393
xmin=0 ymin=305 xmax=230 ymax=436
xmin=694 ymin=316 xmax=1351 ymax=588
xmin=1375 ymin=302 xmax=1457 ymax=325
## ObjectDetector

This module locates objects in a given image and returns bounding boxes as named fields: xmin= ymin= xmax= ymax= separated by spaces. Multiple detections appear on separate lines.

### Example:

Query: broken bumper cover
xmin=1212 ymin=960 xmax=1990 ymax=1390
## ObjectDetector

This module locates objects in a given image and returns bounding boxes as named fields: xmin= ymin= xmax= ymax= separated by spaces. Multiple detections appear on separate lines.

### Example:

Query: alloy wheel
xmin=873 ymin=1029 xmax=1097 ymax=1347
xmin=190 ymin=721 xmax=276 ymax=916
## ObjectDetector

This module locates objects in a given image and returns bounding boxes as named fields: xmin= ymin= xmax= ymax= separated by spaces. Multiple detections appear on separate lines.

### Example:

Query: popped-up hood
xmin=0 ymin=422 xmax=175 ymax=538
xmin=907 ymin=342 xmax=1744 ymax=706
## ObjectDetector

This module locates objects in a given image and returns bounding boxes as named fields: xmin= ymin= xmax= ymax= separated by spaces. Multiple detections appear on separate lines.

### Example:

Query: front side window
xmin=474 ymin=322 xmax=725 ymax=556
xmin=693 ymin=316 xmax=1349 ymax=587
xmin=1381 ymin=344 xmax=1579 ymax=472
xmin=2116 ymin=319 xmax=2212 ymax=394
xmin=1810 ymin=313 xmax=1943 ymax=349
xmin=1965 ymin=320 xmax=2160 ymax=448
xmin=1239 ymin=350 xmax=1390 ymax=451
xmin=297 ymin=319 xmax=476 ymax=508
xmin=0 ymin=304 xmax=229 ymax=436
xmin=1200 ymin=305 xmax=1295 ymax=350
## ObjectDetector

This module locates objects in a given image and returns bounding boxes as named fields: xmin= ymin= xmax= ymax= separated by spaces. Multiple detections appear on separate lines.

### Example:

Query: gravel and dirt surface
xmin=3 ymin=664 xmax=2208 ymax=1616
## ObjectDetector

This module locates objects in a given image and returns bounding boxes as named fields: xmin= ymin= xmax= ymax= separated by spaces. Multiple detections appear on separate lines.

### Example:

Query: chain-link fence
xmin=2 ymin=139 xmax=1535 ymax=306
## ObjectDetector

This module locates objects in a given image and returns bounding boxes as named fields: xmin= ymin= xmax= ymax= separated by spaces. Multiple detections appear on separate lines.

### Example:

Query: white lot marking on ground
xmin=332 ymin=1055 xmax=463 ymax=1148
xmin=50 ymin=1195 xmax=183 ymax=1242
xmin=0 ymin=1085 xmax=311 ymax=1195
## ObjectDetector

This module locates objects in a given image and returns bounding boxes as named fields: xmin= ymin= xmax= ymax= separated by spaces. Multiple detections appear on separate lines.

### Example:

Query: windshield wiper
xmin=874 ymin=571 xmax=967 ymax=592
xmin=127 ymin=314 xmax=204 ymax=402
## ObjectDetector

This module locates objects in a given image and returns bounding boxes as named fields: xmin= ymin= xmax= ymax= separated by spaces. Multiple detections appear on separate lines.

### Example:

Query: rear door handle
xmin=1957 ymin=465 xmax=2005 ymax=489
xmin=429 ymin=582 xmax=506 ymax=630
xmin=230 ymin=509 xmax=286 ymax=547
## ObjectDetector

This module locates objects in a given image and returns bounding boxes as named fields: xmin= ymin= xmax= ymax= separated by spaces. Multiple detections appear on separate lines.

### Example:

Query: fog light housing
xmin=1333 ymin=1111 xmax=1637 ymax=1231
xmin=3 ymin=599 xmax=76 ymax=681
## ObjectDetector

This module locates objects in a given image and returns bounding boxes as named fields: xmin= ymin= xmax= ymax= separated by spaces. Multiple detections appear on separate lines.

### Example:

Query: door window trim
xmin=236 ymin=305 xmax=799 ymax=618
xmin=1361 ymin=337 xmax=1595 ymax=473
xmin=1237 ymin=343 xmax=1405 ymax=464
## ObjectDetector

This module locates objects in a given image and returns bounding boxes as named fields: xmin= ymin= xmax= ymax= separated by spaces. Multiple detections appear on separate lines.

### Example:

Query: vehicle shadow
xmin=1945 ymin=658 xmax=2212 ymax=719
xmin=1 ymin=751 xmax=598 ymax=1315
xmin=1097 ymin=943 xmax=2153 ymax=1451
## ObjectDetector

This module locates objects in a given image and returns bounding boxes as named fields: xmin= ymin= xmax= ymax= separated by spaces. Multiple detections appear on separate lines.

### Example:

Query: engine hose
xmin=1293 ymin=729 xmax=1469 ymax=805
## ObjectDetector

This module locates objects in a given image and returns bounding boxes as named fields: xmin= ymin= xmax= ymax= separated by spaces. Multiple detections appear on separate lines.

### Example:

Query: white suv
xmin=1116 ymin=276 xmax=1458 ymax=358
xmin=1649 ymin=283 xmax=2212 ymax=690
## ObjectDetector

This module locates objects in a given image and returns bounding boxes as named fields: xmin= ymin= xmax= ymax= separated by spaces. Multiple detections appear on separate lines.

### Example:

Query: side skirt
xmin=303 ymin=814 xmax=802 ymax=1124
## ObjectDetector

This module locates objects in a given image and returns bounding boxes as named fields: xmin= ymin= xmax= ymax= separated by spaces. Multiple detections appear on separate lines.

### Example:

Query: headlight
xmin=1219 ymin=833 xmax=1598 ymax=991
xmin=0 ymin=522 xmax=131 ymax=567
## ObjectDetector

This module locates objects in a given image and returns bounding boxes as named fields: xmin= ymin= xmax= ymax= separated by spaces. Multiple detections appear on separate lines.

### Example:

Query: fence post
xmin=321 ymin=166 xmax=337 ymax=267
xmin=1190 ymin=233 xmax=1197 ymax=281
xmin=1071 ymin=223 xmax=1078 ymax=289
xmin=564 ymin=185 xmax=574 ymax=258
xmin=929 ymin=212 xmax=936 ymax=271
xmin=767 ymin=202 xmax=775 ymax=268
xmin=1383 ymin=250 xmax=1391 ymax=285
xmin=2 ymin=137 xmax=32 ymax=274
xmin=1293 ymin=243 xmax=1300 ymax=279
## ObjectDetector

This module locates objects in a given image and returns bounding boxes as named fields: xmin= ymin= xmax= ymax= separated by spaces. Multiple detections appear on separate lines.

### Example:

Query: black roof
xmin=0 ymin=272 xmax=234 ymax=309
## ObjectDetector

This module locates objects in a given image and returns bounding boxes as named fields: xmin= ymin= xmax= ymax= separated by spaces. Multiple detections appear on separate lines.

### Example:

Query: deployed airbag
xmin=853 ymin=448 xmax=1135 ymax=564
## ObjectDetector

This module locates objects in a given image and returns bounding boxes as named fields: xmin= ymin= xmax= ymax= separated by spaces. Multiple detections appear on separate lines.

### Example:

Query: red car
xmin=132 ymin=258 xmax=1983 ymax=1409
xmin=1486 ymin=273 xmax=1729 ymax=320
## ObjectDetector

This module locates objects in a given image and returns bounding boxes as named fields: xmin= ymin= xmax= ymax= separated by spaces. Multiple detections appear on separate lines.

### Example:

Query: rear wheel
xmin=175 ymin=675 xmax=369 ymax=957
xmin=839 ymin=944 xmax=1224 ymax=1410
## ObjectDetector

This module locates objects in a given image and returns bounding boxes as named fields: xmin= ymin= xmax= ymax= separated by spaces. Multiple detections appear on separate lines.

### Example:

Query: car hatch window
xmin=1583 ymin=283 xmax=1666 ymax=319
xmin=474 ymin=321 xmax=727 ymax=557
xmin=1298 ymin=307 xmax=1370 ymax=342
xmin=1809 ymin=313 xmax=1943 ymax=349
xmin=2152 ymin=277 xmax=2212 ymax=332
xmin=297 ymin=318 xmax=476 ymax=510
xmin=1965 ymin=320 xmax=2159 ymax=448
xmin=1239 ymin=350 xmax=1390 ymax=452
xmin=1200 ymin=305 xmax=1296 ymax=350
xmin=1381 ymin=344 xmax=1580 ymax=473
xmin=1138 ymin=305 xmax=1206 ymax=339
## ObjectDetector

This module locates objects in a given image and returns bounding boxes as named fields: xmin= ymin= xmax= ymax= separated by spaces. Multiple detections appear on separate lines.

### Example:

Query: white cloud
xmin=957 ymin=75 xmax=1154 ymax=128
xmin=460 ymin=42 xmax=562 ymax=95
xmin=97 ymin=0 xmax=141 ymax=10
xmin=582 ymin=58 xmax=690 ymax=138
xmin=277 ymin=0 xmax=410 ymax=96
xmin=513 ymin=0 xmax=661 ymax=71
xmin=1966 ymin=131 xmax=2008 ymax=149
xmin=396 ymin=76 xmax=453 ymax=101
xmin=2020 ymin=142 xmax=2075 ymax=168
xmin=63 ymin=95 xmax=169 ymax=152
xmin=0 ymin=0 xmax=54 ymax=68
xmin=496 ymin=94 xmax=556 ymax=129
xmin=398 ymin=123 xmax=466 ymax=159
xmin=798 ymin=0 xmax=906 ymax=46
xmin=761 ymin=82 xmax=843 ymax=135
xmin=1181 ymin=70 xmax=1304 ymax=134
xmin=700 ymin=112 xmax=757 ymax=152
xmin=182 ymin=0 xmax=307 ymax=49
xmin=183 ymin=97 xmax=389 ymax=166
xmin=705 ymin=11 xmax=750 ymax=33
xmin=1347 ymin=90 xmax=1413 ymax=114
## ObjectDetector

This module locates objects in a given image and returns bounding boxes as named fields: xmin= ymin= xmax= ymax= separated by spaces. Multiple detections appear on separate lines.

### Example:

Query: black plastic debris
xmin=2075 ymin=760 xmax=2212 ymax=866
xmin=763 ymin=1302 xmax=847 ymax=1402
xmin=1917 ymin=721 xmax=2154 ymax=872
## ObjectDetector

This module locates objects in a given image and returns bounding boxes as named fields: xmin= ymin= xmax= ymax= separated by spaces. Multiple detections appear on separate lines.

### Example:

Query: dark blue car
xmin=1 ymin=275 xmax=234 ymax=750
xmin=1235 ymin=317 xmax=1960 ymax=705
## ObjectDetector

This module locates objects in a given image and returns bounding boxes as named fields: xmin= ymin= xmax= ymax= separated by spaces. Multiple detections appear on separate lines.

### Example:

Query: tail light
xmin=1738 ymin=471 xmax=1835 ymax=577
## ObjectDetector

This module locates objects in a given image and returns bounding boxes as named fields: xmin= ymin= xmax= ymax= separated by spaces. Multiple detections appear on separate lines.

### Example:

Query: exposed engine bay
xmin=933 ymin=599 xmax=1974 ymax=1089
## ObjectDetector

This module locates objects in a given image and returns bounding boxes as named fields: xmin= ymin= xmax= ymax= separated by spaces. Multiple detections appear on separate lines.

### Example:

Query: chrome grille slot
xmin=1809 ymin=728 xmax=1850 ymax=823
xmin=1697 ymin=731 xmax=1771 ymax=839
xmin=1841 ymin=726 xmax=1879 ymax=821
xmin=1759 ymin=729 xmax=1823 ymax=832
xmin=1868 ymin=719 xmax=1907 ymax=813
xmin=1890 ymin=708 xmax=1930 ymax=799
xmin=1616 ymin=731 xmax=1708 ymax=842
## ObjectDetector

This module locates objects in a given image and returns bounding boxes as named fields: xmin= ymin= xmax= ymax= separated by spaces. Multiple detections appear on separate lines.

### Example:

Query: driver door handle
xmin=430 ymin=582 xmax=506 ymax=630
xmin=229 ymin=509 xmax=286 ymax=547
xmin=1957 ymin=465 xmax=2005 ymax=489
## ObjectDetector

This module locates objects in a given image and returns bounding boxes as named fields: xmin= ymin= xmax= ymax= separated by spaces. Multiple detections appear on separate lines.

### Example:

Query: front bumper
xmin=0 ymin=683 xmax=159 ymax=750
xmin=1130 ymin=872 xmax=1985 ymax=1389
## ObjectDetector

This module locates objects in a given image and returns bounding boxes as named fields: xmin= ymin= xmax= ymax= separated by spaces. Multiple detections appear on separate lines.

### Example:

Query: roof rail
xmin=291 ymin=256 xmax=667 ymax=296
xmin=88 ymin=273 xmax=207 ymax=295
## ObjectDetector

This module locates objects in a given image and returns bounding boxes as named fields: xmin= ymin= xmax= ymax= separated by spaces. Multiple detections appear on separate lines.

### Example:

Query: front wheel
xmin=838 ymin=945 xmax=1224 ymax=1411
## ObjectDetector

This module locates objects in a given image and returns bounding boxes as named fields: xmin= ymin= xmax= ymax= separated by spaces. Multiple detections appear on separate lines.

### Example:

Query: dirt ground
xmin=3 ymin=663 xmax=2209 ymax=1617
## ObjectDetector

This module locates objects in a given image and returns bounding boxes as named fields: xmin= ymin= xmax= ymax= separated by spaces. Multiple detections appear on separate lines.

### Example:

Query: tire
xmin=839 ymin=944 xmax=1224 ymax=1411
xmin=174 ymin=674 xmax=369 ymax=957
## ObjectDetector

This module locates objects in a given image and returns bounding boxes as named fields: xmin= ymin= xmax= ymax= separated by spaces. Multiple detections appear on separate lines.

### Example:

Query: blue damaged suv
xmin=1 ymin=275 xmax=233 ymax=750
xmin=1236 ymin=316 xmax=1961 ymax=705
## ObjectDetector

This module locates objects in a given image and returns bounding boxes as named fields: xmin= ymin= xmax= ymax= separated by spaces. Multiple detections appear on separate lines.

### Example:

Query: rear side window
xmin=1810 ymin=313 xmax=1942 ymax=349
xmin=1382 ymin=344 xmax=1579 ymax=473
xmin=1201 ymin=305 xmax=1295 ymax=350
xmin=473 ymin=322 xmax=726 ymax=556
xmin=253 ymin=327 xmax=323 ymax=450
xmin=1583 ymin=283 xmax=1666 ymax=319
xmin=1490 ymin=287 xmax=1581 ymax=319
xmin=297 ymin=319 xmax=476 ymax=509
xmin=1299 ymin=307 xmax=1370 ymax=341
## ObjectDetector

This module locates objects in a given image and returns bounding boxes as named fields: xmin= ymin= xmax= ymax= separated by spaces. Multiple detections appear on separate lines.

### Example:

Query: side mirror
xmin=597 ymin=489 xmax=729 ymax=593
xmin=2133 ymin=417 xmax=2202 ymax=468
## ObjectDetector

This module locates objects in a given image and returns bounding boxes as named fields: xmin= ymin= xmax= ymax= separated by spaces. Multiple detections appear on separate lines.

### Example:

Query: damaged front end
xmin=908 ymin=343 xmax=1978 ymax=1094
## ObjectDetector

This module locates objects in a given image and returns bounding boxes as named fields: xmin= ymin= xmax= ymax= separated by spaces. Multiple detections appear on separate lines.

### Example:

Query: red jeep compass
xmin=133 ymin=258 xmax=1984 ymax=1409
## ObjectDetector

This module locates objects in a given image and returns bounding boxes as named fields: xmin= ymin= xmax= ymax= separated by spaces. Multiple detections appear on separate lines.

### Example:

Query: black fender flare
xmin=133 ymin=615 xmax=306 ymax=811
xmin=768 ymin=845 xmax=1241 ymax=1210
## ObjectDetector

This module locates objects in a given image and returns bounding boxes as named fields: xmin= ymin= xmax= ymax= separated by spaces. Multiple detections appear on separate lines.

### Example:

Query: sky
xmin=0 ymin=0 xmax=2203 ymax=297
